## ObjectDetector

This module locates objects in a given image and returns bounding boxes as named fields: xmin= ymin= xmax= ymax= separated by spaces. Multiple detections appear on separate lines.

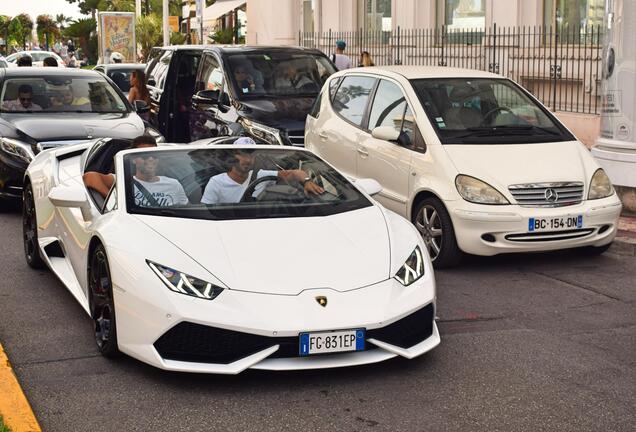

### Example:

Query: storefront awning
xmin=203 ymin=0 xmax=246 ymax=21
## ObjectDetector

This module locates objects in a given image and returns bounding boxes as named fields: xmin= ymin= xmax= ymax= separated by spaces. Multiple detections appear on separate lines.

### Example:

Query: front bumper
xmin=112 ymin=263 xmax=438 ymax=374
xmin=448 ymin=195 xmax=622 ymax=256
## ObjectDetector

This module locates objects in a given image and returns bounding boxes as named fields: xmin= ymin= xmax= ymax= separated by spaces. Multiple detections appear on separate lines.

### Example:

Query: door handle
xmin=357 ymin=147 xmax=369 ymax=157
xmin=318 ymin=132 xmax=328 ymax=139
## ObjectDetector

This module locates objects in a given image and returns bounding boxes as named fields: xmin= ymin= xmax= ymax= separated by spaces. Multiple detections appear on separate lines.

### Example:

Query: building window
xmin=544 ymin=0 xmax=604 ymax=30
xmin=302 ymin=0 xmax=315 ymax=33
xmin=357 ymin=0 xmax=392 ymax=32
xmin=437 ymin=0 xmax=486 ymax=30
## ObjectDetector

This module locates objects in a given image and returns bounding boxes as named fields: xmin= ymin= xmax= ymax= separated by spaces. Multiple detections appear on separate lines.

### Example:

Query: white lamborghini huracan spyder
xmin=23 ymin=139 xmax=439 ymax=373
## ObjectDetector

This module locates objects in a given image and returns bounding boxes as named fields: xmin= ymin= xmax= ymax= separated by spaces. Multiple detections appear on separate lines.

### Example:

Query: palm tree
xmin=136 ymin=14 xmax=161 ymax=60
xmin=9 ymin=14 xmax=33 ymax=50
xmin=100 ymin=0 xmax=135 ymax=12
xmin=37 ymin=15 xmax=60 ymax=50
xmin=55 ymin=14 xmax=72 ymax=30
xmin=0 ymin=15 xmax=11 ymax=55
xmin=64 ymin=18 xmax=96 ymax=59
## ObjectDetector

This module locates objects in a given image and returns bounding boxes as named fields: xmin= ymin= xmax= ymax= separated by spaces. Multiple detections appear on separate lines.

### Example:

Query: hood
xmin=443 ymin=141 xmax=591 ymax=191
xmin=3 ymin=112 xmax=144 ymax=142
xmin=236 ymin=97 xmax=315 ymax=131
xmin=136 ymin=206 xmax=390 ymax=296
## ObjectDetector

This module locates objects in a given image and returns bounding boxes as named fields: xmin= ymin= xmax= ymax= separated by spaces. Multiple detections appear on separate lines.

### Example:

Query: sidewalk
xmin=614 ymin=215 xmax=636 ymax=256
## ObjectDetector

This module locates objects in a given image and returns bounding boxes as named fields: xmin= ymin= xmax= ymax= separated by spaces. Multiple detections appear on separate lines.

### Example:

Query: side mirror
xmin=371 ymin=126 xmax=400 ymax=142
xmin=134 ymin=100 xmax=150 ymax=113
xmin=193 ymin=89 xmax=220 ymax=104
xmin=356 ymin=178 xmax=382 ymax=196
xmin=48 ymin=186 xmax=94 ymax=221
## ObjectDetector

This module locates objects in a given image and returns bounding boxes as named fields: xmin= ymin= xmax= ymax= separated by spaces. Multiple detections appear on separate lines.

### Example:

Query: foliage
xmin=55 ymin=14 xmax=73 ymax=30
xmin=36 ymin=15 xmax=60 ymax=49
xmin=0 ymin=415 xmax=11 ymax=432
xmin=209 ymin=28 xmax=234 ymax=44
xmin=64 ymin=18 xmax=97 ymax=61
xmin=136 ymin=14 xmax=162 ymax=61
xmin=8 ymin=14 xmax=33 ymax=49
xmin=170 ymin=31 xmax=186 ymax=45
xmin=66 ymin=0 xmax=181 ymax=16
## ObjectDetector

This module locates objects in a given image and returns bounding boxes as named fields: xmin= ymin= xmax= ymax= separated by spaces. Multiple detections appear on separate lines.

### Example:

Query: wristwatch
xmin=301 ymin=176 xmax=312 ymax=186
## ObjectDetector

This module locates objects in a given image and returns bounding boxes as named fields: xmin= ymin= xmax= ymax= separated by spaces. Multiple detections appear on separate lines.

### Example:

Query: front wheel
xmin=88 ymin=244 xmax=120 ymax=358
xmin=23 ymin=182 xmax=46 ymax=269
xmin=413 ymin=197 xmax=463 ymax=268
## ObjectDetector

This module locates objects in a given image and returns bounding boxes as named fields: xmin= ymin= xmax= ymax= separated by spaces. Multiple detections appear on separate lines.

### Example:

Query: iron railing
xmin=300 ymin=24 xmax=603 ymax=115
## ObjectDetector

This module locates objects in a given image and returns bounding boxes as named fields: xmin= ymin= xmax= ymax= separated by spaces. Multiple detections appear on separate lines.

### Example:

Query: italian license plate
xmin=528 ymin=215 xmax=583 ymax=232
xmin=299 ymin=329 xmax=365 ymax=356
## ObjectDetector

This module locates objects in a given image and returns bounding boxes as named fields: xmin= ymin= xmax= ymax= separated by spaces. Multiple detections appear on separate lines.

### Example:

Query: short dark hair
xmin=43 ymin=56 xmax=58 ymax=67
xmin=18 ymin=84 xmax=33 ymax=94
xmin=131 ymin=135 xmax=157 ymax=148
xmin=17 ymin=55 xmax=32 ymax=67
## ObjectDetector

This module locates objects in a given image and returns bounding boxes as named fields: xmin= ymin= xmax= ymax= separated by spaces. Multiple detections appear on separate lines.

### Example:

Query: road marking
xmin=0 ymin=343 xmax=42 ymax=432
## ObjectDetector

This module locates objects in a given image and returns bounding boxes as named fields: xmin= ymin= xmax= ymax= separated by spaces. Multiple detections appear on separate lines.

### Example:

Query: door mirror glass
xmin=356 ymin=178 xmax=382 ymax=196
xmin=194 ymin=89 xmax=220 ymax=104
xmin=134 ymin=100 xmax=150 ymax=113
xmin=371 ymin=126 xmax=400 ymax=142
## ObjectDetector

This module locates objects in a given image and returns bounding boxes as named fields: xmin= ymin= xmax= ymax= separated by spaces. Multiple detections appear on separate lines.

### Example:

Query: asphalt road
xmin=0 ymin=202 xmax=634 ymax=432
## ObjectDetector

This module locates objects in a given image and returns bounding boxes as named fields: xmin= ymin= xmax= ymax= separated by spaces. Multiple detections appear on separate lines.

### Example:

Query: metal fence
xmin=300 ymin=24 xmax=604 ymax=115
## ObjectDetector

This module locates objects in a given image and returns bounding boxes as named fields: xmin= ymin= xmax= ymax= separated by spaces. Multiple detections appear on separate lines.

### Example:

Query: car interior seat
xmin=444 ymin=86 xmax=483 ymax=129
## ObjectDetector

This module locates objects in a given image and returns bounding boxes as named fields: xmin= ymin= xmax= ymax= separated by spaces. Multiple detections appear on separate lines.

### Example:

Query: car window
xmin=368 ymin=80 xmax=410 ymax=134
xmin=332 ymin=75 xmax=376 ymax=127
xmin=147 ymin=50 xmax=172 ymax=90
xmin=103 ymin=183 xmax=118 ymax=213
xmin=308 ymin=91 xmax=322 ymax=119
xmin=196 ymin=54 xmax=224 ymax=92
xmin=328 ymin=76 xmax=342 ymax=101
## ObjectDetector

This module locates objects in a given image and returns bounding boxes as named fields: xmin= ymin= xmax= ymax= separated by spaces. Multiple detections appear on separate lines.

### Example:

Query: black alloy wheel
xmin=413 ymin=197 xmax=463 ymax=268
xmin=89 ymin=244 xmax=120 ymax=357
xmin=23 ymin=182 xmax=46 ymax=269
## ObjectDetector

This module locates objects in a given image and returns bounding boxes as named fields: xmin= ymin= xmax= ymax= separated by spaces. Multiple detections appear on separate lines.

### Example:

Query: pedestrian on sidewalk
xmin=358 ymin=51 xmax=375 ymax=67
xmin=331 ymin=39 xmax=352 ymax=70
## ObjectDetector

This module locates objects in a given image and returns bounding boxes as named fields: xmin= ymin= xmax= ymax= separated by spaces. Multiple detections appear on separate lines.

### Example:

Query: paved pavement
xmin=0 ymin=202 xmax=635 ymax=431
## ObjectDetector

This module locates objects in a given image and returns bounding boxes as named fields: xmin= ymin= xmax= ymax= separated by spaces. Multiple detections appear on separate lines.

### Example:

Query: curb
xmin=612 ymin=234 xmax=636 ymax=256
xmin=0 ymin=343 xmax=41 ymax=432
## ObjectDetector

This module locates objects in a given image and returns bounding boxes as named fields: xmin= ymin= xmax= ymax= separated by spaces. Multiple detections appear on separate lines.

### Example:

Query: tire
xmin=413 ymin=197 xmax=463 ymax=268
xmin=22 ymin=182 xmax=46 ymax=269
xmin=88 ymin=243 xmax=120 ymax=358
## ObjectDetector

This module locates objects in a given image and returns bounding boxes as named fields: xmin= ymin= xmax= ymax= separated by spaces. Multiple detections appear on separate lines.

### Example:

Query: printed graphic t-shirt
xmin=201 ymin=170 xmax=278 ymax=204
xmin=133 ymin=176 xmax=189 ymax=207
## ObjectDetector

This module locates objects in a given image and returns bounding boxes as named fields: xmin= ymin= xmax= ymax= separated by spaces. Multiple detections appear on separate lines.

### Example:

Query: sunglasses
xmin=19 ymin=96 xmax=33 ymax=102
xmin=138 ymin=154 xmax=158 ymax=160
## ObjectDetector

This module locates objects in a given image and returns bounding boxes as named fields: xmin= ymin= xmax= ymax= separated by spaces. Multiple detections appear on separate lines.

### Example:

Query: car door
xmin=146 ymin=48 xmax=172 ymax=137
xmin=191 ymin=52 xmax=227 ymax=141
xmin=357 ymin=79 xmax=421 ymax=215
xmin=308 ymin=74 xmax=377 ymax=180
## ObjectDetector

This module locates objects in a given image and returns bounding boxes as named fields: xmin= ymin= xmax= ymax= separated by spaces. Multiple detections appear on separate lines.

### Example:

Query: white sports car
xmin=23 ymin=139 xmax=439 ymax=373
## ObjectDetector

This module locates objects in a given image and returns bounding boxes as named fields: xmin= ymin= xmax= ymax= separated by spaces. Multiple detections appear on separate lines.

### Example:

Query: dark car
xmin=93 ymin=63 xmax=145 ymax=96
xmin=144 ymin=45 xmax=336 ymax=145
xmin=0 ymin=68 xmax=149 ymax=202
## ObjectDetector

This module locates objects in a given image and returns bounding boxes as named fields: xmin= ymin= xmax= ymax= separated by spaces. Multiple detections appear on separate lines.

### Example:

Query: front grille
xmin=508 ymin=182 xmax=584 ymax=207
xmin=505 ymin=228 xmax=595 ymax=242
xmin=154 ymin=303 xmax=435 ymax=364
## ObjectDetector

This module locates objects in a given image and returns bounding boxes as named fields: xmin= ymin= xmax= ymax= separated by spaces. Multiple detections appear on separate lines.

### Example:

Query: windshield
xmin=124 ymin=148 xmax=371 ymax=220
xmin=226 ymin=52 xmax=336 ymax=98
xmin=410 ymin=78 xmax=574 ymax=144
xmin=0 ymin=76 xmax=128 ymax=113
xmin=107 ymin=68 xmax=141 ymax=93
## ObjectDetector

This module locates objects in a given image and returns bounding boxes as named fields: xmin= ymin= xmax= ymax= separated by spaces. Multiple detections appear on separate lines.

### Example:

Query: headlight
xmin=147 ymin=261 xmax=224 ymax=300
xmin=394 ymin=246 xmax=425 ymax=286
xmin=455 ymin=175 xmax=509 ymax=205
xmin=240 ymin=118 xmax=283 ymax=145
xmin=0 ymin=138 xmax=34 ymax=162
xmin=144 ymin=126 xmax=166 ymax=143
xmin=588 ymin=168 xmax=614 ymax=200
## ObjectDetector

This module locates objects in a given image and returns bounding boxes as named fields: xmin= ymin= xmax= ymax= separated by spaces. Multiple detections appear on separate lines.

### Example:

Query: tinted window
xmin=332 ymin=76 xmax=376 ymax=127
xmin=196 ymin=54 xmax=224 ymax=92
xmin=147 ymin=50 xmax=172 ymax=90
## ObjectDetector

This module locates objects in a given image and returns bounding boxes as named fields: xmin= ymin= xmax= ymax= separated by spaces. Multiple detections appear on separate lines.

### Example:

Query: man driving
xmin=200 ymin=137 xmax=324 ymax=204
xmin=2 ymin=84 xmax=42 ymax=111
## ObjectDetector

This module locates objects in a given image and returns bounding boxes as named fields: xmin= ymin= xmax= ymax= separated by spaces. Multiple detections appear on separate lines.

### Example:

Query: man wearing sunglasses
xmin=1 ymin=84 xmax=42 ymax=112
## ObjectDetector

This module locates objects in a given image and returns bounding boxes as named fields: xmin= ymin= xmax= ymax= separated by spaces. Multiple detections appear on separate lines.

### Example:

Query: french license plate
xmin=299 ymin=329 xmax=365 ymax=356
xmin=528 ymin=215 xmax=583 ymax=232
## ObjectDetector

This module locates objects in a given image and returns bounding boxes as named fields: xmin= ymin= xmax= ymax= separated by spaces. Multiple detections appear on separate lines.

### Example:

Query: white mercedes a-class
xmin=23 ymin=139 xmax=439 ymax=373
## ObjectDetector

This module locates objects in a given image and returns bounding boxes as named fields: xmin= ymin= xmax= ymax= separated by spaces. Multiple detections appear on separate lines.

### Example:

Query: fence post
xmin=552 ymin=24 xmax=559 ymax=111
xmin=489 ymin=23 xmax=498 ymax=73
xmin=328 ymin=28 xmax=332 ymax=57
xmin=439 ymin=25 xmax=446 ymax=66
xmin=395 ymin=26 xmax=402 ymax=65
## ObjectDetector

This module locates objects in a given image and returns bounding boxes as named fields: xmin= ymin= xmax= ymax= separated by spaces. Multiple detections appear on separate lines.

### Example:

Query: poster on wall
xmin=98 ymin=12 xmax=136 ymax=63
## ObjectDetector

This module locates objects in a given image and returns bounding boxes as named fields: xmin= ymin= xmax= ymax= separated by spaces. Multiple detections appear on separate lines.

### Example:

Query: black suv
xmin=0 ymin=68 xmax=148 ymax=202
xmin=145 ymin=45 xmax=336 ymax=145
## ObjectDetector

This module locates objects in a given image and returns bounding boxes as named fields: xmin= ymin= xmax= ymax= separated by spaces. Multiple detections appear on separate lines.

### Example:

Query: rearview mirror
xmin=356 ymin=178 xmax=382 ymax=196
xmin=134 ymin=100 xmax=150 ymax=113
xmin=48 ymin=186 xmax=94 ymax=221
xmin=371 ymin=126 xmax=400 ymax=142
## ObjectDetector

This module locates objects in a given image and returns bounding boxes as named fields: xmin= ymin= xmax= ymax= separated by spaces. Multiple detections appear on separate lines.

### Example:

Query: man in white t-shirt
xmin=332 ymin=40 xmax=352 ymax=71
xmin=200 ymin=138 xmax=324 ymax=205
xmin=132 ymin=152 xmax=189 ymax=207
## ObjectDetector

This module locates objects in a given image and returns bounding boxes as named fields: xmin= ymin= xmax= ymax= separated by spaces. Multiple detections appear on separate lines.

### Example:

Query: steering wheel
xmin=480 ymin=106 xmax=514 ymax=126
xmin=240 ymin=175 xmax=279 ymax=202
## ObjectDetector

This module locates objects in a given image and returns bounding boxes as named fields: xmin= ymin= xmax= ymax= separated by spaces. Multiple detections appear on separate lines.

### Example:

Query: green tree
xmin=9 ymin=14 xmax=33 ymax=50
xmin=55 ymin=14 xmax=73 ymax=30
xmin=0 ymin=15 xmax=11 ymax=55
xmin=36 ymin=15 xmax=60 ymax=50
xmin=64 ymin=18 xmax=96 ymax=59
xmin=136 ymin=14 xmax=162 ymax=60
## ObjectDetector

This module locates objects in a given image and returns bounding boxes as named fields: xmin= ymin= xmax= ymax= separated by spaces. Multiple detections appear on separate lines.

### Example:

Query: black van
xmin=144 ymin=45 xmax=336 ymax=145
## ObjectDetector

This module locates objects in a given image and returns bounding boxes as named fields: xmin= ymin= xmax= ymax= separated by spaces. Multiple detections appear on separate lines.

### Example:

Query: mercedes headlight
xmin=588 ymin=169 xmax=614 ymax=200
xmin=147 ymin=261 xmax=224 ymax=300
xmin=0 ymin=138 xmax=34 ymax=162
xmin=455 ymin=175 xmax=509 ymax=205
xmin=394 ymin=246 xmax=425 ymax=286
xmin=240 ymin=118 xmax=283 ymax=145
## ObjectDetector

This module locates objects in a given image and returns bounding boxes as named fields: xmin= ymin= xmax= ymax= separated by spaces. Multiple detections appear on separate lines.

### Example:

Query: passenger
xmin=43 ymin=56 xmax=58 ymax=67
xmin=200 ymin=137 xmax=324 ymax=204
xmin=234 ymin=66 xmax=256 ymax=93
xmin=83 ymin=135 xmax=157 ymax=198
xmin=1 ymin=84 xmax=42 ymax=111
xmin=132 ymin=150 xmax=189 ymax=207
xmin=62 ymin=85 xmax=90 ymax=107
xmin=16 ymin=54 xmax=32 ymax=67
xmin=276 ymin=63 xmax=315 ymax=91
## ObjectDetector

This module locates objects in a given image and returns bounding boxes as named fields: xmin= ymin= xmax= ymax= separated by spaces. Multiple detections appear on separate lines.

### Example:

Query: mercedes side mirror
xmin=371 ymin=126 xmax=401 ymax=142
